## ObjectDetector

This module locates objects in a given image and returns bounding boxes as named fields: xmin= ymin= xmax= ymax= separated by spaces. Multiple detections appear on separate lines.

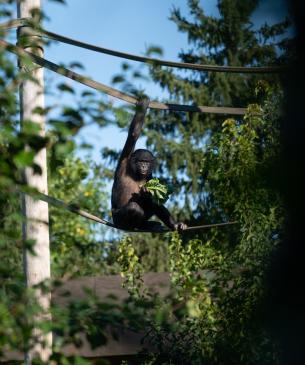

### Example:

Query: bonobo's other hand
xmin=140 ymin=185 xmax=152 ymax=199
xmin=173 ymin=222 xmax=188 ymax=232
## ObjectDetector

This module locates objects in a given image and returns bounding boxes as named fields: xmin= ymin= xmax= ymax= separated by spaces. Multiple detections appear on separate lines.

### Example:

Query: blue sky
xmin=17 ymin=0 xmax=287 ymax=162
xmin=4 ymin=0 xmax=289 ymax=223
xmin=43 ymin=0 xmax=216 ymax=91
xmin=42 ymin=0 xmax=288 ymax=95
xmin=42 ymin=0 xmax=218 ymax=156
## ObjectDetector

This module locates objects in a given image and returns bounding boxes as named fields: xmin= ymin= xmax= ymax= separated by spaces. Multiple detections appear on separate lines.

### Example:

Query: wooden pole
xmin=17 ymin=0 xmax=52 ymax=362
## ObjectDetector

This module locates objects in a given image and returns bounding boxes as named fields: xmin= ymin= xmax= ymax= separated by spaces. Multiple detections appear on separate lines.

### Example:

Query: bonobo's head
xmin=129 ymin=149 xmax=156 ymax=179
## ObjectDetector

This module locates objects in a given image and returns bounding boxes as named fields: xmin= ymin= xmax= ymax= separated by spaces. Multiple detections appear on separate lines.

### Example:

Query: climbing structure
xmin=0 ymin=17 xmax=286 ymax=232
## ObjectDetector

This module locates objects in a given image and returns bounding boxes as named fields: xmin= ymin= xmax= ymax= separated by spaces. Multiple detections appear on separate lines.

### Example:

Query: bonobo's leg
xmin=112 ymin=201 xmax=147 ymax=229
xmin=152 ymin=203 xmax=177 ymax=231
xmin=139 ymin=220 xmax=164 ymax=232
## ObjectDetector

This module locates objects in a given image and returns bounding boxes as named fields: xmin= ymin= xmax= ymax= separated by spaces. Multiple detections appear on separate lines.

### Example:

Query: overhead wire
xmin=0 ymin=18 xmax=287 ymax=74
xmin=0 ymin=38 xmax=247 ymax=115
xmin=2 ymin=18 xmax=272 ymax=231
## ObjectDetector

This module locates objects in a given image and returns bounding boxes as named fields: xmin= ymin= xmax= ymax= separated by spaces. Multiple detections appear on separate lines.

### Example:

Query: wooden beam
xmin=17 ymin=0 xmax=52 ymax=363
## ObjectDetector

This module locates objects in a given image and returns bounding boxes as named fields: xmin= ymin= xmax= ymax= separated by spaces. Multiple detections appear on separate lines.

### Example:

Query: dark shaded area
xmin=1 ymin=274 xmax=170 ymax=362
xmin=254 ymin=0 xmax=290 ymax=25
xmin=265 ymin=1 xmax=305 ymax=364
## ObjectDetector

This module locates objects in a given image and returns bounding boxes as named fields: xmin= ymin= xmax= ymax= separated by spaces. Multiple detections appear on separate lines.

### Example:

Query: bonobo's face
xmin=130 ymin=149 xmax=155 ymax=178
xmin=136 ymin=159 xmax=152 ymax=176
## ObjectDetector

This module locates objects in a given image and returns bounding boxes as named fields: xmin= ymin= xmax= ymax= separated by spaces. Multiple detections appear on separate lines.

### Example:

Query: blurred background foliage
xmin=0 ymin=0 xmax=294 ymax=364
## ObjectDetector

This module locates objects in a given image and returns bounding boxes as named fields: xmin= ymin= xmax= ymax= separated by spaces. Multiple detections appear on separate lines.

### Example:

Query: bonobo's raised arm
xmin=119 ymin=98 xmax=150 ymax=163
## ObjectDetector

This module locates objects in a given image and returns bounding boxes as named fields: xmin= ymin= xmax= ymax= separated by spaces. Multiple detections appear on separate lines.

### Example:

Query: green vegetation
xmin=119 ymin=86 xmax=284 ymax=364
xmin=49 ymin=154 xmax=118 ymax=278
xmin=110 ymin=1 xmax=290 ymax=363
xmin=0 ymin=0 xmax=292 ymax=364
xmin=142 ymin=178 xmax=172 ymax=205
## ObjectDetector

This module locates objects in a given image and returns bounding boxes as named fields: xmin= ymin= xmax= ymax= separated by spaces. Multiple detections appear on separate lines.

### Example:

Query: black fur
xmin=111 ymin=99 xmax=186 ymax=231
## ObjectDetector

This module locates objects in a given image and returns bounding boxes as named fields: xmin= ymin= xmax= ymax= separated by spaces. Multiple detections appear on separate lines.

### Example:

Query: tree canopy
xmin=0 ymin=0 xmax=293 ymax=364
xmin=110 ymin=0 xmax=291 ymax=223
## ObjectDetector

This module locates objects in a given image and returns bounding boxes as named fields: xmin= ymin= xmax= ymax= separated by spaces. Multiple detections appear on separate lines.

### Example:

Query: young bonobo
xmin=111 ymin=99 xmax=187 ymax=232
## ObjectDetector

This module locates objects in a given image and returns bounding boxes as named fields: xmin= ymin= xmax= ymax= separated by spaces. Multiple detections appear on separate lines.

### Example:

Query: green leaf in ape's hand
xmin=142 ymin=178 xmax=170 ymax=205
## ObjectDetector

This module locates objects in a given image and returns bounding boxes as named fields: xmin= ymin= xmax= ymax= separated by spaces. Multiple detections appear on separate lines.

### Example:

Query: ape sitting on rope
xmin=111 ymin=99 xmax=187 ymax=232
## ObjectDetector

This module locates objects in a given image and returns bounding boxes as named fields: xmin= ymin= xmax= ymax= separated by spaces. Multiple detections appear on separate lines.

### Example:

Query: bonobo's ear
xmin=151 ymin=156 xmax=157 ymax=170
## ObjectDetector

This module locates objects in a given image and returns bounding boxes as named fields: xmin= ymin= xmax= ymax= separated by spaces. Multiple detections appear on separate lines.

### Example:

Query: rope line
xmin=0 ymin=21 xmax=239 ymax=233
xmin=26 ymin=190 xmax=237 ymax=233
xmin=1 ymin=38 xmax=247 ymax=115
xmin=0 ymin=18 xmax=287 ymax=74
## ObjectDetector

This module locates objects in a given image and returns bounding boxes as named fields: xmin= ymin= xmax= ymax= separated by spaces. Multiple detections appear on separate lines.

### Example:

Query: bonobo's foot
xmin=140 ymin=221 xmax=165 ymax=232
xmin=173 ymin=222 xmax=188 ymax=232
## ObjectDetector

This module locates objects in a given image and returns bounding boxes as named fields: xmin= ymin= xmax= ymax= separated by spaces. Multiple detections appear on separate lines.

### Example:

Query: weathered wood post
xmin=17 ymin=0 xmax=52 ymax=362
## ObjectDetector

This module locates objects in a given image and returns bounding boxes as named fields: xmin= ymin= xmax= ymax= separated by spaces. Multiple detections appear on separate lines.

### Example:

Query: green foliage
xmin=117 ymin=85 xmax=284 ymax=365
xmin=110 ymin=0 xmax=291 ymax=223
xmin=49 ymin=154 xmax=119 ymax=278
xmin=142 ymin=178 xmax=173 ymax=205
xmin=0 ymin=283 xmax=43 ymax=357
xmin=50 ymin=286 xmax=148 ymax=354
xmin=127 ymin=233 xmax=170 ymax=273
xmin=0 ymin=1 xmax=290 ymax=364
xmin=117 ymin=236 xmax=144 ymax=297
xmin=0 ymin=1 xmax=118 ymax=361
